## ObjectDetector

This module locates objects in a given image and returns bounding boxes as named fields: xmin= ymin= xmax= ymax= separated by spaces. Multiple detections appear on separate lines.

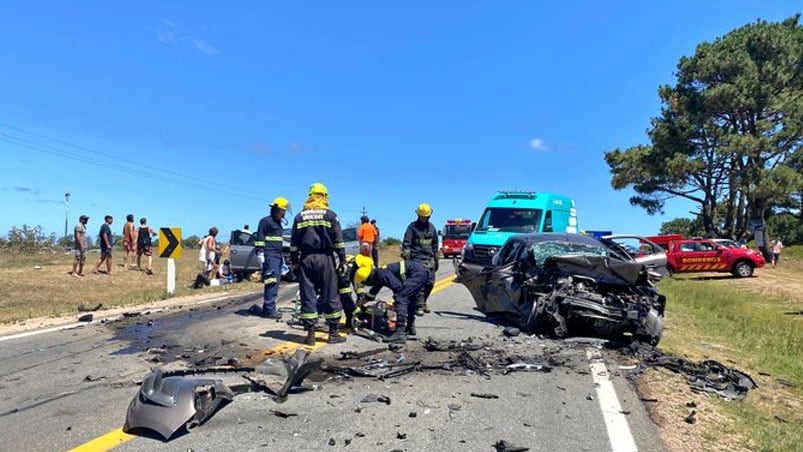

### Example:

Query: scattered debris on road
xmin=493 ymin=439 xmax=530 ymax=452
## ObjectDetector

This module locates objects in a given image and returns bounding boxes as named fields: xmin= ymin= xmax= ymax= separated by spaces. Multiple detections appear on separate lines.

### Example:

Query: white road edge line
xmin=586 ymin=348 xmax=638 ymax=452
xmin=0 ymin=291 xmax=256 ymax=343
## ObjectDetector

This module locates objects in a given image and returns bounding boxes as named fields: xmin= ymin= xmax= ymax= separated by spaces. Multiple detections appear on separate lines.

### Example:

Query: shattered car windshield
xmin=475 ymin=208 xmax=543 ymax=233
xmin=529 ymin=240 xmax=609 ymax=265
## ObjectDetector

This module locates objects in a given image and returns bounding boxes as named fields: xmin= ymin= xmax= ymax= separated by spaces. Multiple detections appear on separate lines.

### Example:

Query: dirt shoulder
xmin=0 ymin=287 xmax=259 ymax=338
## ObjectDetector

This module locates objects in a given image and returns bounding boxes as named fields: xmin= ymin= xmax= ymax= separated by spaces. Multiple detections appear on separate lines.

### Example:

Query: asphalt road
xmin=0 ymin=261 xmax=665 ymax=452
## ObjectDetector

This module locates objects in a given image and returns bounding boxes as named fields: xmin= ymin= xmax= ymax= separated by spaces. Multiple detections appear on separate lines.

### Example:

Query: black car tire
xmin=732 ymin=261 xmax=754 ymax=278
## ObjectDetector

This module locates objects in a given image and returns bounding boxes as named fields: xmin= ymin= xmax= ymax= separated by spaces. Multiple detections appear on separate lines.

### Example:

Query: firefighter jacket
xmin=255 ymin=214 xmax=284 ymax=256
xmin=363 ymin=260 xmax=426 ymax=299
xmin=401 ymin=220 xmax=439 ymax=264
xmin=290 ymin=208 xmax=346 ymax=263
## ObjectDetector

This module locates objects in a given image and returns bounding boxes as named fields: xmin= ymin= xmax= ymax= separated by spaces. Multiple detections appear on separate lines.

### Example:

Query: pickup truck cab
xmin=665 ymin=239 xmax=765 ymax=277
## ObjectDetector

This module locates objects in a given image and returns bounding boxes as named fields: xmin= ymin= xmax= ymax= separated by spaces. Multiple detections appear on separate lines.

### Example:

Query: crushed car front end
xmin=456 ymin=233 xmax=666 ymax=345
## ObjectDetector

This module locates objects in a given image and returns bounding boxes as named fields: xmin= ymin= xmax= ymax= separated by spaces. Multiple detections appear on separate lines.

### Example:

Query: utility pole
xmin=64 ymin=192 xmax=70 ymax=239
xmin=361 ymin=206 xmax=368 ymax=217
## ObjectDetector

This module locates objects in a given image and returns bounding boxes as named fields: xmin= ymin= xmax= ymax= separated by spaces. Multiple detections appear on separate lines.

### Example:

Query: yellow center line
xmin=67 ymin=275 xmax=456 ymax=451
xmin=67 ymin=428 xmax=134 ymax=452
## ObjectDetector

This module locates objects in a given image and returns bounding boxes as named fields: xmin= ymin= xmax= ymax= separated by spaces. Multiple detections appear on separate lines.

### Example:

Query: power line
xmin=0 ymin=122 xmax=262 ymax=201
xmin=0 ymin=123 xmax=266 ymax=202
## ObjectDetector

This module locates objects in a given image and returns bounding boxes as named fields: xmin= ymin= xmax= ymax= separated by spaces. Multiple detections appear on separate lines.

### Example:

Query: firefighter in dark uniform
xmin=290 ymin=182 xmax=347 ymax=345
xmin=401 ymin=203 xmax=439 ymax=316
xmin=254 ymin=197 xmax=289 ymax=319
xmin=337 ymin=255 xmax=359 ymax=329
xmin=352 ymin=254 xmax=430 ymax=342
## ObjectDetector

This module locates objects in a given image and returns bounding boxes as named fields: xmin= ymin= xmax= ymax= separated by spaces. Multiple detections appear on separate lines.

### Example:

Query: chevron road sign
xmin=158 ymin=227 xmax=182 ymax=259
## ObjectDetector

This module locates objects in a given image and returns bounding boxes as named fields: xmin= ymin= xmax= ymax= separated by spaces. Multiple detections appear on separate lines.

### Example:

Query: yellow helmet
xmin=416 ymin=203 xmax=433 ymax=217
xmin=271 ymin=197 xmax=290 ymax=210
xmin=352 ymin=254 xmax=373 ymax=285
xmin=309 ymin=182 xmax=328 ymax=196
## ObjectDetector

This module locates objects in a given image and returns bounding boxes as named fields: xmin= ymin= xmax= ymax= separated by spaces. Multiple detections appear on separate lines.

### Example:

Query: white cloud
xmin=528 ymin=138 xmax=548 ymax=151
xmin=156 ymin=20 xmax=177 ymax=43
xmin=248 ymin=143 xmax=271 ymax=155
xmin=183 ymin=37 xmax=219 ymax=55
xmin=288 ymin=142 xmax=310 ymax=153
xmin=156 ymin=20 xmax=219 ymax=55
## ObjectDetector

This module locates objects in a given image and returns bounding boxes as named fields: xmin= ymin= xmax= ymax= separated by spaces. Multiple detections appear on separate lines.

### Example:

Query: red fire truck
xmin=440 ymin=219 xmax=474 ymax=258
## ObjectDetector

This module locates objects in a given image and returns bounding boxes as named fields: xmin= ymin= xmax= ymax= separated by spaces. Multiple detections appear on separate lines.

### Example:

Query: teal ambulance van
xmin=461 ymin=191 xmax=578 ymax=265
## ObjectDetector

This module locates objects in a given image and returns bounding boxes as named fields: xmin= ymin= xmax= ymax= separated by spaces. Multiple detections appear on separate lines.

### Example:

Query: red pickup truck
xmin=665 ymin=239 xmax=765 ymax=277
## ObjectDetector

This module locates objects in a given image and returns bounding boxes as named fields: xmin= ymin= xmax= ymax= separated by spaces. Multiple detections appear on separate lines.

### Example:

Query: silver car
xmin=228 ymin=227 xmax=360 ymax=282
xmin=600 ymin=234 xmax=668 ymax=280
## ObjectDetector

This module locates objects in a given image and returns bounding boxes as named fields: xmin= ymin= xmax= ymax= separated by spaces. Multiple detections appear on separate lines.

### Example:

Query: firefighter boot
xmin=303 ymin=321 xmax=316 ymax=346
xmin=386 ymin=320 xmax=407 ymax=343
xmin=327 ymin=321 xmax=346 ymax=344
xmin=406 ymin=316 xmax=417 ymax=338
xmin=415 ymin=293 xmax=425 ymax=317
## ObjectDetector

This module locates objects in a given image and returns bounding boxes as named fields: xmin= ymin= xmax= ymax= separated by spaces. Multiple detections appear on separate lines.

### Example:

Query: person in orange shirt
xmin=357 ymin=215 xmax=378 ymax=266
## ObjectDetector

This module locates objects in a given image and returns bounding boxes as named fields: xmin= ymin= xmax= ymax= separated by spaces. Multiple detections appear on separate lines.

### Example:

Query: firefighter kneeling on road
xmin=351 ymin=254 xmax=431 ymax=343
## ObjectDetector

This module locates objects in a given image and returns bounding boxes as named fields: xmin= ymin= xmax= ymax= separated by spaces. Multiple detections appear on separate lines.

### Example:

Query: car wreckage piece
xmin=456 ymin=233 xmax=666 ymax=345
xmin=123 ymin=349 xmax=321 ymax=440
xmin=123 ymin=369 xmax=234 ymax=440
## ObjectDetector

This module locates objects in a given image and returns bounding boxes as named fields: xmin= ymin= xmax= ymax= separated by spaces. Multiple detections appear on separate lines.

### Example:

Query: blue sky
xmin=0 ymin=2 xmax=798 ymax=242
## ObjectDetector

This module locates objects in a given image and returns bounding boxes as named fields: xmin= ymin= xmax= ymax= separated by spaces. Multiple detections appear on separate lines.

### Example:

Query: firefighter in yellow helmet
xmin=290 ymin=182 xmax=348 ymax=345
xmin=351 ymin=254 xmax=431 ymax=342
xmin=401 ymin=203 xmax=439 ymax=316
xmin=252 ymin=197 xmax=290 ymax=319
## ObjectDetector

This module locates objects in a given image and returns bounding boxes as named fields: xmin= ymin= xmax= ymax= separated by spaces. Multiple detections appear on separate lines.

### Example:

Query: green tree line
xmin=605 ymin=15 xmax=803 ymax=249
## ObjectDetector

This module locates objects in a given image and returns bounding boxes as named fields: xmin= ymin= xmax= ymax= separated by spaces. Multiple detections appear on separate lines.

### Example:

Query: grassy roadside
xmin=0 ymin=248 xmax=259 ymax=325
xmin=0 ymin=243 xmax=404 ymax=325
xmin=644 ymin=247 xmax=802 ymax=451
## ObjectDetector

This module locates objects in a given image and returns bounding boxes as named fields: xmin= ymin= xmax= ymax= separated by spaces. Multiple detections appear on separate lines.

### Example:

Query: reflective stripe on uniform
xmin=265 ymin=236 xmax=283 ymax=241
xmin=299 ymin=312 xmax=319 ymax=320
xmin=263 ymin=277 xmax=277 ymax=285
xmin=339 ymin=287 xmax=352 ymax=294
xmin=254 ymin=241 xmax=265 ymax=247
xmin=334 ymin=242 xmax=345 ymax=249
xmin=297 ymin=220 xmax=333 ymax=229
xmin=324 ymin=310 xmax=343 ymax=320
xmin=399 ymin=260 xmax=406 ymax=282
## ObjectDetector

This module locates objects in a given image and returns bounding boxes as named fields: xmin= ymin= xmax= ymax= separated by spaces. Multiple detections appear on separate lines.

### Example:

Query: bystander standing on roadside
xmin=71 ymin=215 xmax=89 ymax=278
xmin=93 ymin=215 xmax=114 ymax=275
xmin=199 ymin=227 xmax=220 ymax=278
xmin=122 ymin=214 xmax=137 ymax=269
xmin=136 ymin=217 xmax=157 ymax=275
xmin=358 ymin=216 xmax=378 ymax=267
xmin=771 ymin=237 xmax=784 ymax=268
xmin=370 ymin=218 xmax=380 ymax=266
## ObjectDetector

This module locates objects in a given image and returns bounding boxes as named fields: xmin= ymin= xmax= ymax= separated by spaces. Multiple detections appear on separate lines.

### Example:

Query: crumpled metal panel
xmin=123 ymin=369 xmax=233 ymax=440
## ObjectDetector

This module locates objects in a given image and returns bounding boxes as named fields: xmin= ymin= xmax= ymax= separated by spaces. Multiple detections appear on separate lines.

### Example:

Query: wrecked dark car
xmin=455 ymin=233 xmax=666 ymax=345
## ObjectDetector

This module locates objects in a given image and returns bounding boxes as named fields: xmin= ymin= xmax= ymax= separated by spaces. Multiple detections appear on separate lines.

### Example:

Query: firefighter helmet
xmin=271 ymin=197 xmax=290 ymax=210
xmin=309 ymin=182 xmax=328 ymax=196
xmin=416 ymin=203 xmax=433 ymax=217
xmin=352 ymin=254 xmax=373 ymax=285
